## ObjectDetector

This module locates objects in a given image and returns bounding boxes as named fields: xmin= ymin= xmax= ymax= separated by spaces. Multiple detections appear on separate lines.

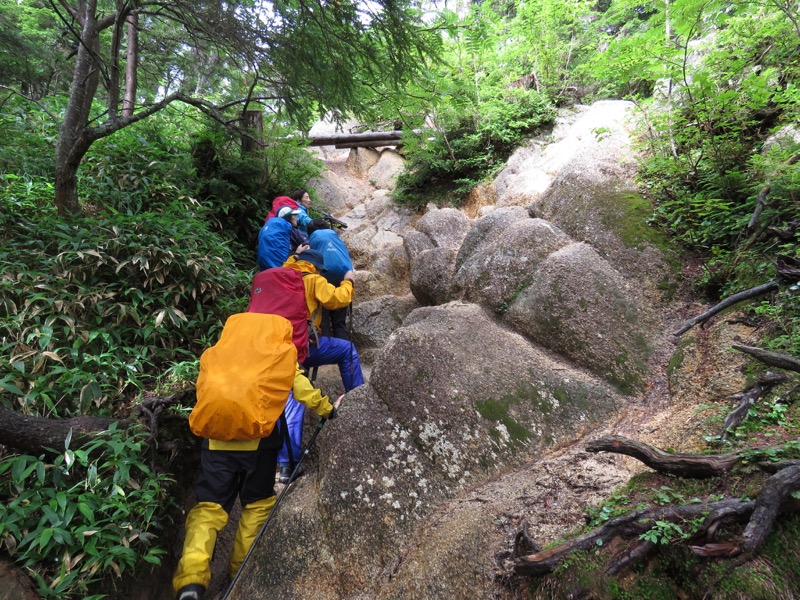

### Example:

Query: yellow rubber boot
xmin=229 ymin=496 xmax=277 ymax=578
xmin=172 ymin=502 xmax=229 ymax=593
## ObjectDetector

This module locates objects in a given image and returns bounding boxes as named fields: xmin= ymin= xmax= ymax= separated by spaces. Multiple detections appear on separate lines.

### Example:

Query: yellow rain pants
xmin=229 ymin=496 xmax=277 ymax=577
xmin=172 ymin=501 xmax=229 ymax=593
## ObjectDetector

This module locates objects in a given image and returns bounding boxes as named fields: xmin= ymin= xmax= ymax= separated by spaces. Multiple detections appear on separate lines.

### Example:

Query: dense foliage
xmin=394 ymin=87 xmax=556 ymax=206
xmin=0 ymin=426 xmax=171 ymax=599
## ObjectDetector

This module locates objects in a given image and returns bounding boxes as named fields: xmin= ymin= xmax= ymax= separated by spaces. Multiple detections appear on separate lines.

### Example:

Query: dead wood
xmin=0 ymin=406 xmax=130 ymax=455
xmin=738 ymin=463 xmax=800 ymax=557
xmin=514 ymin=499 xmax=755 ymax=576
xmin=515 ymin=469 xmax=800 ymax=576
xmin=731 ymin=345 xmax=800 ymax=373
xmin=721 ymin=373 xmax=790 ymax=440
xmin=0 ymin=390 xmax=193 ymax=456
xmin=776 ymin=259 xmax=800 ymax=278
xmin=307 ymin=130 xmax=407 ymax=147
xmin=673 ymin=279 xmax=781 ymax=336
xmin=689 ymin=464 xmax=800 ymax=560
xmin=605 ymin=540 xmax=656 ymax=576
xmin=586 ymin=435 xmax=741 ymax=477
xmin=335 ymin=140 xmax=401 ymax=149
xmin=759 ymin=459 xmax=800 ymax=474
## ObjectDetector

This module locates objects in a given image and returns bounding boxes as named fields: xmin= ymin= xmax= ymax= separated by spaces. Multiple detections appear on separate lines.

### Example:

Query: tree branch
xmin=514 ymin=499 xmax=755 ymax=576
xmin=674 ymin=279 xmax=781 ymax=336
xmin=721 ymin=373 xmax=790 ymax=440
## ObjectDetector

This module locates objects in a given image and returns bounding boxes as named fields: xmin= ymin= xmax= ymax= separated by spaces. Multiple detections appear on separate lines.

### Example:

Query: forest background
xmin=0 ymin=0 xmax=798 ymax=598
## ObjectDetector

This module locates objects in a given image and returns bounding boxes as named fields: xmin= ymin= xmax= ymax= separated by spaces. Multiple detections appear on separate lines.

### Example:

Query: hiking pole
xmin=347 ymin=303 xmax=356 ymax=384
xmin=220 ymin=417 xmax=329 ymax=600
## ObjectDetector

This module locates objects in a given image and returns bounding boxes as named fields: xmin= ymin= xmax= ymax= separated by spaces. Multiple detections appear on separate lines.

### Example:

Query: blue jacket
xmin=257 ymin=217 xmax=292 ymax=271
xmin=309 ymin=229 xmax=353 ymax=285
xmin=296 ymin=205 xmax=312 ymax=233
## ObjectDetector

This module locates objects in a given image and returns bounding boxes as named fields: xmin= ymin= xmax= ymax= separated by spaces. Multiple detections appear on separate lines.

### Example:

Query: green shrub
xmin=0 ymin=197 xmax=250 ymax=416
xmin=190 ymin=121 xmax=324 ymax=262
xmin=79 ymin=113 xmax=198 ymax=216
xmin=0 ymin=425 xmax=173 ymax=599
xmin=393 ymin=87 xmax=555 ymax=209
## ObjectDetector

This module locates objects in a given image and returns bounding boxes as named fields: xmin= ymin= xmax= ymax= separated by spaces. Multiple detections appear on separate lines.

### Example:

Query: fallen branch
xmin=586 ymin=435 xmax=741 ymax=477
xmin=0 ymin=406 xmax=130 ymax=455
xmin=731 ymin=345 xmax=800 ymax=374
xmin=0 ymin=390 xmax=194 ymax=456
xmin=606 ymin=540 xmax=656 ymax=576
xmin=759 ymin=459 xmax=800 ymax=474
xmin=721 ymin=373 xmax=790 ymax=440
xmin=674 ymin=279 xmax=781 ymax=336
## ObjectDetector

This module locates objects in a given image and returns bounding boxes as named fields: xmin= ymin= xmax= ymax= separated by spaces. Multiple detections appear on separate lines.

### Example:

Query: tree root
xmin=514 ymin=437 xmax=800 ymax=578
xmin=585 ymin=435 xmax=741 ymax=477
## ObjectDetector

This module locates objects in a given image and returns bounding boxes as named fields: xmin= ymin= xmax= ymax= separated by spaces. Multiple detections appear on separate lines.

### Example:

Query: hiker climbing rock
xmin=172 ymin=312 xmax=343 ymax=600
xmin=257 ymin=202 xmax=305 ymax=271
xmin=289 ymin=188 xmax=314 ymax=234
xmin=277 ymin=249 xmax=364 ymax=483
xmin=308 ymin=217 xmax=356 ymax=340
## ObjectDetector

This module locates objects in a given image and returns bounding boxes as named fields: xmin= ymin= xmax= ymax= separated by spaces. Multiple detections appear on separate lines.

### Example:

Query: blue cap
xmin=296 ymin=249 xmax=326 ymax=272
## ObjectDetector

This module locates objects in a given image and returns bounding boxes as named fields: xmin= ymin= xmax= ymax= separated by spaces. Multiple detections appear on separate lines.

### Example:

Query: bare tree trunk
xmin=122 ymin=13 xmax=138 ymax=117
xmin=55 ymin=0 xmax=101 ymax=215
xmin=242 ymin=109 xmax=264 ymax=153
xmin=108 ymin=11 xmax=124 ymax=120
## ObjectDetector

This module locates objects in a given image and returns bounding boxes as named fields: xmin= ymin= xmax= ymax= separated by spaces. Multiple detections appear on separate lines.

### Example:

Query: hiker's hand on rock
xmin=343 ymin=270 xmax=355 ymax=282
xmin=333 ymin=394 xmax=345 ymax=409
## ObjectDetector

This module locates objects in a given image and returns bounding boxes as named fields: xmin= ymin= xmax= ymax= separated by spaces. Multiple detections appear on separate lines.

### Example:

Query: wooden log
xmin=586 ymin=435 xmax=741 ymax=477
xmin=673 ymin=279 xmax=781 ymax=336
xmin=606 ymin=540 xmax=655 ymax=576
xmin=0 ymin=391 xmax=191 ymax=455
xmin=334 ymin=140 xmax=401 ymax=149
xmin=307 ymin=130 xmax=405 ymax=146
xmin=0 ymin=406 xmax=130 ymax=455
xmin=721 ymin=373 xmax=789 ymax=440
xmin=739 ymin=463 xmax=800 ymax=557
xmin=759 ymin=459 xmax=800 ymax=474
xmin=731 ymin=345 xmax=800 ymax=373
xmin=689 ymin=465 xmax=800 ymax=559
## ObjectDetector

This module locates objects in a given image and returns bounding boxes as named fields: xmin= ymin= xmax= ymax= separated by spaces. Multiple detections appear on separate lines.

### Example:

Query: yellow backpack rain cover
xmin=190 ymin=312 xmax=297 ymax=441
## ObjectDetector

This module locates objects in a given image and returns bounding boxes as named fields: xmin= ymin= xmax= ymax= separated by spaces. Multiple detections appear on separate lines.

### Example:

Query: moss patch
xmin=475 ymin=392 xmax=532 ymax=448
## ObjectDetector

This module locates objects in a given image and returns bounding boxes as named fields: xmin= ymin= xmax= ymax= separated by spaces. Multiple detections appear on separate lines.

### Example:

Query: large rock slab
xmin=234 ymin=302 xmax=620 ymax=600
xmin=409 ymin=247 xmax=457 ymax=306
xmin=506 ymin=242 xmax=655 ymax=393
xmin=310 ymin=165 xmax=374 ymax=214
xmin=452 ymin=210 xmax=571 ymax=313
xmin=351 ymin=294 xmax=420 ymax=350
xmin=415 ymin=206 xmax=472 ymax=251
xmin=366 ymin=149 xmax=405 ymax=190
